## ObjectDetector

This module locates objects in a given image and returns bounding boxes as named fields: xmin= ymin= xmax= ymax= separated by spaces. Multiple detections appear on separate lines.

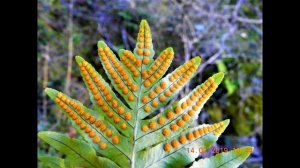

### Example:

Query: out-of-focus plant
xmin=207 ymin=57 xmax=262 ymax=136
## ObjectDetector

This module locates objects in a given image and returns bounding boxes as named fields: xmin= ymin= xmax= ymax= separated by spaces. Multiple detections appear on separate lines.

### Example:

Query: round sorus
xmin=111 ymin=100 xmax=118 ymax=108
xmin=84 ymin=113 xmax=91 ymax=120
xmin=157 ymin=117 xmax=165 ymax=124
xmin=182 ymin=114 xmax=190 ymax=121
xmin=113 ymin=116 xmax=120 ymax=123
xmin=144 ymin=106 xmax=151 ymax=113
xmin=107 ymin=111 xmax=114 ymax=118
xmin=159 ymin=95 xmax=166 ymax=102
xmin=160 ymin=82 xmax=167 ymax=89
xmin=151 ymin=101 xmax=159 ymax=107
xmin=120 ymin=123 xmax=127 ymax=130
xmin=106 ymin=129 xmax=112 ymax=137
xmin=99 ymin=143 xmax=107 ymax=149
xmin=117 ymin=107 xmax=125 ymax=115
xmin=170 ymin=124 xmax=179 ymax=131
xmin=144 ymin=80 xmax=151 ymax=87
xmin=166 ymin=111 xmax=174 ymax=119
xmin=179 ymin=135 xmax=187 ymax=144
xmin=125 ymin=112 xmax=132 ymax=120
xmin=112 ymin=136 xmax=119 ymax=144
xmin=174 ymin=106 xmax=182 ymax=114
xmin=85 ymin=127 xmax=92 ymax=133
xmin=177 ymin=119 xmax=185 ymax=127
xmin=186 ymin=132 xmax=194 ymax=141
xmin=93 ymin=136 xmax=100 ymax=143
xmin=89 ymin=116 xmax=96 ymax=124
xmin=100 ymin=124 xmax=106 ymax=132
xmin=193 ymin=130 xmax=200 ymax=138
xmin=171 ymin=140 xmax=180 ymax=148
xmin=164 ymin=144 xmax=172 ymax=152
xmin=143 ymin=58 xmax=150 ymax=64
xmin=164 ymin=90 xmax=171 ymax=97
xmin=141 ymin=96 xmax=149 ymax=104
xmin=128 ymin=94 xmax=135 ymax=101
xmin=162 ymin=128 xmax=170 ymax=137
xmin=198 ymin=128 xmax=204 ymax=135
xmin=80 ymin=123 xmax=86 ymax=129
xmin=149 ymin=92 xmax=156 ymax=99
xmin=149 ymin=122 xmax=156 ymax=130
xmin=141 ymin=125 xmax=149 ymax=132
xmin=188 ymin=110 xmax=195 ymax=116
xmin=89 ymin=131 xmax=96 ymax=138
xmin=155 ymin=86 xmax=161 ymax=93
xmin=95 ymin=120 xmax=102 ymax=127
xmin=75 ymin=118 xmax=82 ymax=125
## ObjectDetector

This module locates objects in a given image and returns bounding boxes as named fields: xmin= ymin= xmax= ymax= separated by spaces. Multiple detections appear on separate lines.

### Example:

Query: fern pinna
xmin=38 ymin=20 xmax=253 ymax=168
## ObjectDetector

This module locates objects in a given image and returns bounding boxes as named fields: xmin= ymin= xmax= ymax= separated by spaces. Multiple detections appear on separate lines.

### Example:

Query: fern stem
xmin=64 ymin=0 xmax=74 ymax=95
xmin=131 ymin=29 xmax=147 ymax=167
xmin=131 ymin=65 xmax=143 ymax=168
xmin=42 ymin=45 xmax=49 ymax=121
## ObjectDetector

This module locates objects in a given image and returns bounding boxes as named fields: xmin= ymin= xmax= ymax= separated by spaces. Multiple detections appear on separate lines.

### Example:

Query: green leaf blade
xmin=38 ymin=156 xmax=65 ymax=168
xmin=190 ymin=146 xmax=254 ymax=168
xmin=38 ymin=131 xmax=121 ymax=168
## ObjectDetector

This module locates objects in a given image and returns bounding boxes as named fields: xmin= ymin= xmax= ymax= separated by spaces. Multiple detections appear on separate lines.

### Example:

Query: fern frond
xmin=39 ymin=19 xmax=253 ymax=168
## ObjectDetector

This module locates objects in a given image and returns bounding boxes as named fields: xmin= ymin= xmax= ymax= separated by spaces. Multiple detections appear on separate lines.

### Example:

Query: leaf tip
xmin=44 ymin=87 xmax=51 ymax=94
xmin=223 ymin=119 xmax=230 ymax=127
xmin=166 ymin=47 xmax=173 ymax=52
xmin=245 ymin=146 xmax=254 ymax=153
xmin=75 ymin=55 xmax=84 ymax=64
xmin=192 ymin=56 xmax=202 ymax=65
xmin=97 ymin=41 xmax=107 ymax=48
xmin=212 ymin=72 xmax=225 ymax=85
xmin=118 ymin=49 xmax=125 ymax=56
xmin=45 ymin=88 xmax=58 ymax=99
xmin=38 ymin=131 xmax=47 ymax=139
xmin=141 ymin=19 xmax=149 ymax=26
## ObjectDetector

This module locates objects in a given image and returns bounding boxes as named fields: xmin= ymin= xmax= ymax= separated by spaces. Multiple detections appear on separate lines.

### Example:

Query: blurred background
xmin=38 ymin=0 xmax=262 ymax=167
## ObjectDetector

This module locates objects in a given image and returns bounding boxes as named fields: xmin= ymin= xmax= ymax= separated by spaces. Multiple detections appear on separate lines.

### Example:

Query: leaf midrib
xmin=132 ymin=24 xmax=148 ymax=168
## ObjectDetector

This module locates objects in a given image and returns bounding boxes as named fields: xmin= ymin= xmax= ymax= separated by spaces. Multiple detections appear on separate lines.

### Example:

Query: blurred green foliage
xmin=208 ymin=57 xmax=262 ymax=136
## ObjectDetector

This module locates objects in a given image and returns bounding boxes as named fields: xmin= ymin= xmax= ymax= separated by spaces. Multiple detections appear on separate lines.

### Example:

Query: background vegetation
xmin=38 ymin=0 xmax=262 ymax=167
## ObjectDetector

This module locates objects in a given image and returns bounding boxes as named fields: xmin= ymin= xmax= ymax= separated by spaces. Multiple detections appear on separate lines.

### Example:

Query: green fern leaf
xmin=38 ymin=19 xmax=253 ymax=168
